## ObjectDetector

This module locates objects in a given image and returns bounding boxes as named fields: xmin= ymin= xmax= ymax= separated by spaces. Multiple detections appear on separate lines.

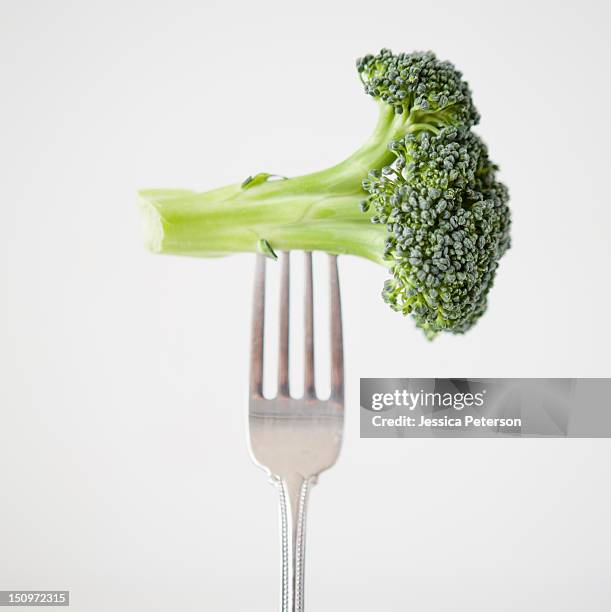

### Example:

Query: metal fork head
xmin=248 ymin=251 xmax=344 ymax=481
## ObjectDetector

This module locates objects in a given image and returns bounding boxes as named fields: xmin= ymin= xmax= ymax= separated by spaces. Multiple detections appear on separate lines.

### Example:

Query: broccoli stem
xmin=140 ymin=103 xmax=411 ymax=264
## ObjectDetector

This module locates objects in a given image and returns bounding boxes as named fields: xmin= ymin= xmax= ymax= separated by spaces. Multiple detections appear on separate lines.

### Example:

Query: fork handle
xmin=274 ymin=474 xmax=315 ymax=612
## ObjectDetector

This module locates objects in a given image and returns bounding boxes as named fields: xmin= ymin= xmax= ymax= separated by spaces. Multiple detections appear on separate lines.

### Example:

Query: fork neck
xmin=275 ymin=474 xmax=314 ymax=612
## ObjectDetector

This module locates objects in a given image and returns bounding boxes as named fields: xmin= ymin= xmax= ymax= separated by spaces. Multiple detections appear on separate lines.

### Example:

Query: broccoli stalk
xmin=141 ymin=50 xmax=511 ymax=337
xmin=141 ymin=103 xmax=405 ymax=263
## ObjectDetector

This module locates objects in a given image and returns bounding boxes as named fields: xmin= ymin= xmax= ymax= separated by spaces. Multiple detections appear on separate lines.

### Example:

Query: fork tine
xmin=329 ymin=255 xmax=344 ymax=401
xmin=303 ymin=252 xmax=315 ymax=399
xmin=250 ymin=254 xmax=266 ymax=398
xmin=277 ymin=251 xmax=290 ymax=397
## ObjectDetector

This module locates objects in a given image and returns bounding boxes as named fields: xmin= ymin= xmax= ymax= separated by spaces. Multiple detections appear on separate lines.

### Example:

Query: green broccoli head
xmin=141 ymin=49 xmax=511 ymax=339
xmin=356 ymin=49 xmax=480 ymax=127
xmin=362 ymin=126 xmax=510 ymax=336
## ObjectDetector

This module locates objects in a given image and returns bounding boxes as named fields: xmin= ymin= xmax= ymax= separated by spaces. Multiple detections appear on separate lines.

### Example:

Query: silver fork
xmin=248 ymin=251 xmax=344 ymax=612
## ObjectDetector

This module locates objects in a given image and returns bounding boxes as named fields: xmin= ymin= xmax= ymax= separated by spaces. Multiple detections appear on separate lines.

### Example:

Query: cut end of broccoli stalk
xmin=139 ymin=197 xmax=164 ymax=254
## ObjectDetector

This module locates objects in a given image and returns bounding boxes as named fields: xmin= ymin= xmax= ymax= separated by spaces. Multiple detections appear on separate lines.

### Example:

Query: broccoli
xmin=140 ymin=49 xmax=511 ymax=338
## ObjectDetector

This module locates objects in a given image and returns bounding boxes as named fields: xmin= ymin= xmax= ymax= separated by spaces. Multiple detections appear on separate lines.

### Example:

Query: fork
xmin=248 ymin=251 xmax=344 ymax=612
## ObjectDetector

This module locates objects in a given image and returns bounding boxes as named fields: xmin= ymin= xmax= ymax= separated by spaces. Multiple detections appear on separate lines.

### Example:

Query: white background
xmin=1 ymin=1 xmax=610 ymax=610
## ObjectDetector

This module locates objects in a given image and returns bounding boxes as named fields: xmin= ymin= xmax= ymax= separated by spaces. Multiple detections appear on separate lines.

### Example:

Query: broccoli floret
xmin=140 ymin=49 xmax=510 ymax=338
xmin=365 ymin=126 xmax=510 ymax=336
xmin=357 ymin=49 xmax=480 ymax=127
